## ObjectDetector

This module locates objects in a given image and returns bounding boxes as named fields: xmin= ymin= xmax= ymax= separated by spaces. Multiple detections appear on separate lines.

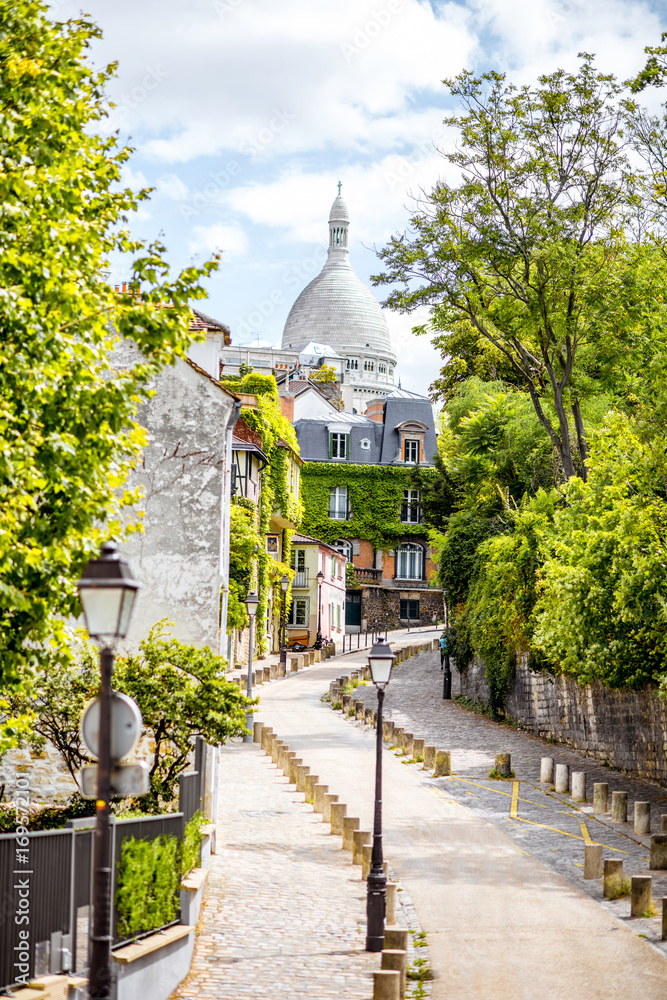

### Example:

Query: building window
xmin=404 ymin=439 xmax=419 ymax=463
xmin=337 ymin=604 xmax=341 ymax=629
xmin=396 ymin=543 xmax=424 ymax=580
xmin=333 ymin=539 xmax=353 ymax=560
xmin=288 ymin=597 xmax=309 ymax=626
xmin=379 ymin=362 xmax=387 ymax=374
xmin=399 ymin=598 xmax=420 ymax=620
xmin=331 ymin=556 xmax=337 ymax=579
xmin=401 ymin=490 xmax=421 ymax=524
xmin=329 ymin=432 xmax=348 ymax=460
xmin=329 ymin=487 xmax=349 ymax=520
xmin=364 ymin=360 xmax=375 ymax=372
xmin=346 ymin=358 xmax=359 ymax=370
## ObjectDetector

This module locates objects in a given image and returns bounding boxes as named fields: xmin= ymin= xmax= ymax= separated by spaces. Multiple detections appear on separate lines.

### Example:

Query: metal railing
xmin=292 ymin=569 xmax=309 ymax=588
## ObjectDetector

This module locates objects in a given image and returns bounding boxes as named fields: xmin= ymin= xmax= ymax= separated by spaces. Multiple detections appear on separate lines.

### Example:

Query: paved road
xmin=257 ymin=642 xmax=667 ymax=1000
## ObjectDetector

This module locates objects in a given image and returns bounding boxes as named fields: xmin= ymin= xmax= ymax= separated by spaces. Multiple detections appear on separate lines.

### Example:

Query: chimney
xmin=366 ymin=399 xmax=385 ymax=424
xmin=280 ymin=395 xmax=295 ymax=423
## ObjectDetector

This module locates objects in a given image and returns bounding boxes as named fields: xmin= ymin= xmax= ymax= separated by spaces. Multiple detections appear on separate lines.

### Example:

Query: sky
xmin=50 ymin=0 xmax=666 ymax=397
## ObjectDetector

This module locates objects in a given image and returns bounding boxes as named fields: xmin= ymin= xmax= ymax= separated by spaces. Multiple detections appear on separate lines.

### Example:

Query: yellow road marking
xmin=506 ymin=814 xmax=628 ymax=852
xmin=579 ymin=821 xmax=594 ymax=844
xmin=427 ymin=786 xmax=464 ymax=807
xmin=510 ymin=781 xmax=519 ymax=819
xmin=448 ymin=776 xmax=551 ymax=809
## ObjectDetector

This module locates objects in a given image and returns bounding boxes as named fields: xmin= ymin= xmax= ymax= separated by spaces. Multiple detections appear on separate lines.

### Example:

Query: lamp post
xmin=365 ymin=636 xmax=395 ymax=952
xmin=314 ymin=569 xmax=324 ymax=649
xmin=77 ymin=541 xmax=140 ymax=1000
xmin=244 ymin=591 xmax=260 ymax=742
xmin=279 ymin=574 xmax=289 ymax=669
xmin=443 ymin=603 xmax=452 ymax=700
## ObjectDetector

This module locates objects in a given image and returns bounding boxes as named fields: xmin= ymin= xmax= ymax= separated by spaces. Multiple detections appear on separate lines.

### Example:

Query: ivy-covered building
xmin=295 ymin=388 xmax=443 ymax=630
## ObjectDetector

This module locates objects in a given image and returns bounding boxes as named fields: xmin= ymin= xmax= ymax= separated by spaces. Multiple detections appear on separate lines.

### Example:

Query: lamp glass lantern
xmin=280 ymin=574 xmax=290 ymax=593
xmin=77 ymin=541 xmax=141 ymax=644
xmin=317 ymin=570 xmax=324 ymax=583
xmin=245 ymin=591 xmax=260 ymax=618
xmin=367 ymin=637 xmax=395 ymax=687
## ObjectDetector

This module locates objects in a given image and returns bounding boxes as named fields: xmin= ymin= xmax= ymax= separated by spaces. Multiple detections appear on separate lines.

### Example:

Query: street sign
xmin=79 ymin=762 xmax=150 ymax=799
xmin=80 ymin=691 xmax=142 ymax=761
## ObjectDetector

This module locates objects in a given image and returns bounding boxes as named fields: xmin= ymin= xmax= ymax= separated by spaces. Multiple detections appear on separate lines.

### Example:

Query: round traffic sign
xmin=80 ymin=692 xmax=143 ymax=761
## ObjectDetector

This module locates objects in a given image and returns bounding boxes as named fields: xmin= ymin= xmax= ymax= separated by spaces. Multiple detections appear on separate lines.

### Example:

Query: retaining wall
xmin=462 ymin=656 xmax=667 ymax=787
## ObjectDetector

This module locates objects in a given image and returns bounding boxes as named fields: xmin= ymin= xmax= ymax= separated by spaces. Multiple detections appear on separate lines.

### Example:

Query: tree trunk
xmin=553 ymin=391 xmax=577 ymax=480
xmin=571 ymin=401 xmax=588 ymax=482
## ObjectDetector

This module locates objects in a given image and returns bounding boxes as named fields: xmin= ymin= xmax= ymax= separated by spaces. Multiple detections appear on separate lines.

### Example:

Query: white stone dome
xmin=281 ymin=187 xmax=394 ymax=359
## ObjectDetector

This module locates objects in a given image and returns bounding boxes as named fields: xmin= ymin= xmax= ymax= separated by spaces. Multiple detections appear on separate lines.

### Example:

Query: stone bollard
xmin=604 ymin=859 xmax=625 ymax=899
xmin=381 ymin=950 xmax=407 ymax=1000
xmin=386 ymin=883 xmax=398 ymax=925
xmin=239 ymin=673 xmax=247 ymax=687
xmin=383 ymin=719 xmax=395 ymax=742
xmin=495 ymin=753 xmax=512 ymax=778
xmin=353 ymin=830 xmax=371 ymax=866
xmin=571 ymin=772 xmax=586 ymax=802
xmin=435 ymin=750 xmax=452 ymax=776
xmin=365 ymin=708 xmax=375 ymax=725
xmin=393 ymin=727 xmax=404 ymax=747
xmin=262 ymin=667 xmax=271 ymax=683
xmin=269 ymin=663 xmax=278 ymax=681
xmin=305 ymin=774 xmax=319 ymax=804
xmin=260 ymin=726 xmax=273 ymax=752
xmin=384 ymin=927 xmax=409 ymax=952
xmin=278 ymin=746 xmax=291 ymax=771
xmin=253 ymin=721 xmax=263 ymax=743
xmin=611 ymin=790 xmax=628 ymax=823
xmin=342 ymin=694 xmax=352 ymax=712
xmin=309 ymin=651 xmax=315 ymax=665
xmin=330 ymin=801 xmax=347 ymax=836
xmin=650 ymin=835 xmax=667 ymax=870
xmin=555 ymin=763 xmax=569 ymax=793
xmin=271 ymin=740 xmax=285 ymax=765
xmin=323 ymin=792 xmax=339 ymax=823
xmin=593 ymin=783 xmax=609 ymax=814
xmin=278 ymin=661 xmax=287 ymax=678
xmin=635 ymin=801 xmax=651 ymax=835
xmin=296 ymin=764 xmax=310 ymax=794
xmin=424 ymin=745 xmax=437 ymax=769
xmin=403 ymin=733 xmax=414 ymax=757
xmin=631 ymin=875 xmax=653 ymax=918
xmin=663 ymin=898 xmax=667 ymax=941
xmin=290 ymin=657 xmax=299 ymax=672
xmin=662 ymin=815 xmax=667 ymax=834
xmin=313 ymin=650 xmax=321 ymax=663
xmin=355 ymin=701 xmax=366 ymax=721
xmin=313 ymin=784 xmax=329 ymax=814
xmin=362 ymin=844 xmax=372 ymax=879
xmin=413 ymin=738 xmax=425 ymax=759
xmin=540 ymin=757 xmax=554 ymax=783
xmin=289 ymin=757 xmax=303 ymax=785
xmin=373 ymin=969 xmax=400 ymax=1000
xmin=342 ymin=816 xmax=360 ymax=852
xmin=584 ymin=843 xmax=603 ymax=879
xmin=254 ymin=670 xmax=262 ymax=686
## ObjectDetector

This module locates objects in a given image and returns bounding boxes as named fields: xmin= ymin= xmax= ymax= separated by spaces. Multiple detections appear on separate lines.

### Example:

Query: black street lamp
xmin=443 ymin=603 xmax=452 ymax=700
xmin=244 ymin=591 xmax=260 ymax=742
xmin=279 ymin=574 xmax=289 ymax=668
xmin=365 ymin=636 xmax=395 ymax=952
xmin=314 ymin=569 xmax=324 ymax=649
xmin=77 ymin=541 xmax=140 ymax=1000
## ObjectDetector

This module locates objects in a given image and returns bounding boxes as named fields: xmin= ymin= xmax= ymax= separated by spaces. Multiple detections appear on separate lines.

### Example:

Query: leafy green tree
xmin=374 ymin=57 xmax=645 ymax=481
xmin=0 ymin=2 xmax=218 ymax=690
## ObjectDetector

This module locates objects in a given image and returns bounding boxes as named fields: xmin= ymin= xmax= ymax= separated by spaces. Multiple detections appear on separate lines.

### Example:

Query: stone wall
xmin=361 ymin=587 xmax=443 ymax=630
xmin=462 ymin=656 xmax=667 ymax=787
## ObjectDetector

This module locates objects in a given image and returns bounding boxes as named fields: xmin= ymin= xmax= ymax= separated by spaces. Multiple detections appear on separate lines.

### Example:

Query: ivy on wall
xmin=299 ymin=463 xmax=437 ymax=551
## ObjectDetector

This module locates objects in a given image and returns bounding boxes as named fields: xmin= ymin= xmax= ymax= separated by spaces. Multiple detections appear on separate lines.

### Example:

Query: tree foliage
xmin=0 ymin=2 xmax=219 ymax=688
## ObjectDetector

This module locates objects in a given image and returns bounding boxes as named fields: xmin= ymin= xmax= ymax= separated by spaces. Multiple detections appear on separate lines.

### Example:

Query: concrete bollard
xmin=269 ymin=663 xmax=278 ymax=680
xmin=362 ymin=844 xmax=372 ymax=879
xmin=424 ymin=745 xmax=437 ymax=769
xmin=540 ymin=757 xmax=554 ymax=783
xmin=571 ymin=772 xmax=586 ymax=801
xmin=323 ymin=792 xmax=339 ymax=823
xmin=305 ymin=774 xmax=319 ymax=804
xmin=289 ymin=657 xmax=299 ymax=672
xmin=593 ymin=783 xmax=609 ymax=814
xmin=650 ymin=835 xmax=667 ymax=870
xmin=611 ymin=790 xmax=628 ymax=823
xmin=296 ymin=764 xmax=310 ymax=794
xmin=384 ymin=927 xmax=409 ymax=952
xmin=435 ymin=751 xmax=451 ymax=776
xmin=313 ymin=784 xmax=328 ymax=814
xmin=278 ymin=661 xmax=287 ymax=678
xmin=260 ymin=726 xmax=273 ymax=751
xmin=555 ymin=763 xmax=569 ymax=794
xmin=342 ymin=694 xmax=352 ymax=712
xmin=253 ymin=721 xmax=263 ymax=743
xmin=342 ymin=816 xmax=360 ymax=852
xmin=662 ymin=815 xmax=667 ymax=834
xmin=631 ymin=875 xmax=653 ymax=918
xmin=403 ymin=733 xmax=414 ymax=757
xmin=365 ymin=708 xmax=375 ymax=725
xmin=330 ymin=801 xmax=347 ymax=836
xmin=355 ymin=701 xmax=366 ymax=721
xmin=313 ymin=649 xmax=321 ymax=663
xmin=635 ymin=801 xmax=651 ymax=835
xmin=663 ymin=898 xmax=667 ymax=941
xmin=604 ymin=859 xmax=625 ymax=899
xmin=373 ymin=970 xmax=400 ymax=1000
xmin=386 ymin=883 xmax=398 ymax=925
xmin=584 ymin=843 xmax=603 ymax=879
xmin=271 ymin=739 xmax=285 ymax=765
xmin=413 ymin=738 xmax=425 ymax=759
xmin=353 ymin=830 xmax=371 ymax=866
xmin=239 ymin=673 xmax=247 ymax=687
xmin=381 ymin=950 xmax=407 ymax=1000
xmin=262 ymin=667 xmax=271 ymax=683
xmin=393 ymin=727 xmax=404 ymax=747
xmin=278 ymin=746 xmax=291 ymax=771
xmin=289 ymin=757 xmax=303 ymax=785
xmin=254 ymin=670 xmax=262 ymax=686
xmin=383 ymin=719 xmax=394 ymax=742
xmin=495 ymin=753 xmax=512 ymax=778
xmin=309 ymin=650 xmax=315 ymax=665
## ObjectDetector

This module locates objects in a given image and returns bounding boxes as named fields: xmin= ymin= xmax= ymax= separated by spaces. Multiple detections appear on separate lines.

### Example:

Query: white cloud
xmin=156 ymin=173 xmax=189 ymax=201
xmin=189 ymin=223 xmax=248 ymax=257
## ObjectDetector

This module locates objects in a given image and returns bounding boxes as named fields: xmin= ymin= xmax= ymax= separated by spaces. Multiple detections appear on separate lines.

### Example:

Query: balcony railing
xmin=353 ymin=567 xmax=382 ymax=585
xmin=292 ymin=570 xmax=309 ymax=588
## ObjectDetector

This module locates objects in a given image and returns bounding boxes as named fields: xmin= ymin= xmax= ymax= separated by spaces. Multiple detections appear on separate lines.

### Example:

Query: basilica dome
xmin=281 ymin=187 xmax=395 ymax=360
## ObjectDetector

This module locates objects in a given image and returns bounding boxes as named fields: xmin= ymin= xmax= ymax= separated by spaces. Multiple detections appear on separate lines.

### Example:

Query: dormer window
xmin=330 ymin=432 xmax=348 ymax=460
xmin=404 ymin=440 xmax=419 ymax=463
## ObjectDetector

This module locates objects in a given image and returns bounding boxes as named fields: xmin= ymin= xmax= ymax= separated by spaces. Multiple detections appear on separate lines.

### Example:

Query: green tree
xmin=374 ymin=57 xmax=644 ymax=481
xmin=0 ymin=2 xmax=218 ymax=690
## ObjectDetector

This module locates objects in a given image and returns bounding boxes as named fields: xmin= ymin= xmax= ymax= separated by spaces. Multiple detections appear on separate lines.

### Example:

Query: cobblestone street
xmin=348 ymin=646 xmax=667 ymax=952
